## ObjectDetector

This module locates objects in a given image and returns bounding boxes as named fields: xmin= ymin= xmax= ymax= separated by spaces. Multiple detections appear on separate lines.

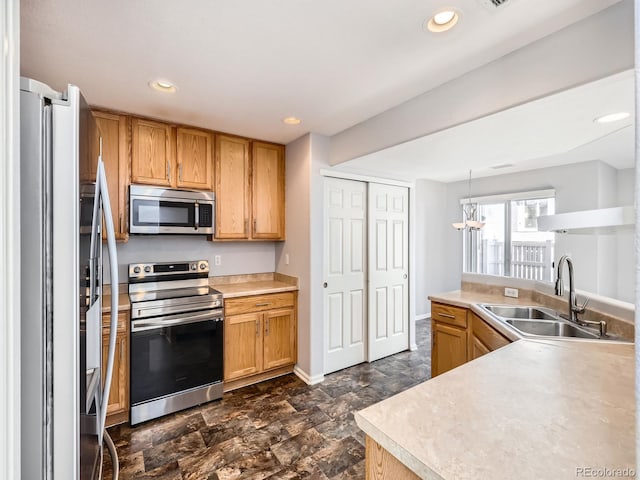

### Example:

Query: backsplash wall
xmin=103 ymin=236 xmax=276 ymax=284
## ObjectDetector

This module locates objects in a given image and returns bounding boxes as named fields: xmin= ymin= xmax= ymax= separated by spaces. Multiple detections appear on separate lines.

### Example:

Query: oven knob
xmin=133 ymin=266 xmax=141 ymax=274
xmin=190 ymin=264 xmax=197 ymax=271
xmin=144 ymin=266 xmax=151 ymax=273
xmin=199 ymin=263 xmax=207 ymax=270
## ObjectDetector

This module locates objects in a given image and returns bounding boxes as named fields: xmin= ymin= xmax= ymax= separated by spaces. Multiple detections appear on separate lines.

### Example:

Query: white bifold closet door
xmin=367 ymin=183 xmax=409 ymax=362
xmin=323 ymin=178 xmax=409 ymax=373
xmin=323 ymin=178 xmax=368 ymax=374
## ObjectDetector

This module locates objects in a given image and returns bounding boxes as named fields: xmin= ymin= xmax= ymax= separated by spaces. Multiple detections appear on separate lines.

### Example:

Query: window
xmin=463 ymin=191 xmax=555 ymax=281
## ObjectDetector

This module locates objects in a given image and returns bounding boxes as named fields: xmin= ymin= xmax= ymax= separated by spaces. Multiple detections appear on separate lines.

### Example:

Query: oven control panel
xmin=128 ymin=260 xmax=210 ymax=282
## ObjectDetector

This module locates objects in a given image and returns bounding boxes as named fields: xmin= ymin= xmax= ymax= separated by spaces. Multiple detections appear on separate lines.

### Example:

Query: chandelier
xmin=452 ymin=170 xmax=485 ymax=231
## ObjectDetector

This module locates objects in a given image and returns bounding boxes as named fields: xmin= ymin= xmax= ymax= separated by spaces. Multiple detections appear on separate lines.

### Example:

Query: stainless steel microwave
xmin=129 ymin=185 xmax=215 ymax=234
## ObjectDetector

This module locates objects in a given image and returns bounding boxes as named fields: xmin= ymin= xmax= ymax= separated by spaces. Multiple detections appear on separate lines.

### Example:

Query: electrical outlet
xmin=214 ymin=255 xmax=221 ymax=266
xmin=504 ymin=287 xmax=519 ymax=298
xmin=285 ymin=254 xmax=290 ymax=265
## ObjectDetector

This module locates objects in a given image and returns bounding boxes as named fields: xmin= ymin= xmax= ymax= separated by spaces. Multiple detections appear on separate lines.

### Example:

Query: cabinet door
xmin=92 ymin=111 xmax=130 ymax=241
xmin=215 ymin=135 xmax=250 ymax=239
xmin=176 ymin=127 xmax=213 ymax=190
xmin=131 ymin=118 xmax=174 ymax=187
xmin=469 ymin=312 xmax=510 ymax=352
xmin=102 ymin=332 xmax=128 ymax=424
xmin=251 ymin=142 xmax=285 ymax=239
xmin=471 ymin=335 xmax=491 ymax=360
xmin=431 ymin=321 xmax=467 ymax=377
xmin=224 ymin=312 xmax=263 ymax=381
xmin=263 ymin=308 xmax=296 ymax=370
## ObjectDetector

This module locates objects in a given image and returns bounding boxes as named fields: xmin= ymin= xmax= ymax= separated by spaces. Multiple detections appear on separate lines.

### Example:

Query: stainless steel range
xmin=128 ymin=260 xmax=224 ymax=425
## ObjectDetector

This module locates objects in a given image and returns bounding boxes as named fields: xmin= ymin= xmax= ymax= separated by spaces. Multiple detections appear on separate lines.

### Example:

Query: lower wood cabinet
xmin=469 ymin=311 xmax=510 ymax=361
xmin=470 ymin=335 xmax=491 ymax=360
xmin=432 ymin=321 xmax=468 ymax=377
xmin=263 ymin=308 xmax=296 ymax=370
xmin=365 ymin=435 xmax=420 ymax=480
xmin=101 ymin=310 xmax=129 ymax=427
xmin=431 ymin=303 xmax=469 ymax=377
xmin=431 ymin=302 xmax=512 ymax=377
xmin=224 ymin=292 xmax=297 ymax=389
xmin=224 ymin=312 xmax=263 ymax=379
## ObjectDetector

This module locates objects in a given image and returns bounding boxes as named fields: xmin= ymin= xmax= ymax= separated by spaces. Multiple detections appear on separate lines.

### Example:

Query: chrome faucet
xmin=554 ymin=255 xmax=606 ymax=336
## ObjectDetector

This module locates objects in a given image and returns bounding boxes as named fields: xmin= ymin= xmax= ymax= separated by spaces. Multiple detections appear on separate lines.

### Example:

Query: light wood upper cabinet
xmin=252 ymin=142 xmax=285 ymax=239
xmin=215 ymin=135 xmax=250 ymax=239
xmin=131 ymin=117 xmax=174 ymax=187
xmin=92 ymin=111 xmax=130 ymax=241
xmin=176 ymin=127 xmax=213 ymax=190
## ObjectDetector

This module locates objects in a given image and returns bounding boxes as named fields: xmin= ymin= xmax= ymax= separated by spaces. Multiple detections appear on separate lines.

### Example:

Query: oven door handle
xmin=131 ymin=310 xmax=223 ymax=332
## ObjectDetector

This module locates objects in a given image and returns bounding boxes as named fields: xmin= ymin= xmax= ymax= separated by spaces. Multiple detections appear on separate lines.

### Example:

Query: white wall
xmin=414 ymin=179 xmax=448 ymax=317
xmin=104 ymin=237 xmax=276 ymax=283
xmin=433 ymin=160 xmax=634 ymax=302
xmin=308 ymin=134 xmax=331 ymax=380
xmin=274 ymin=132 xmax=331 ymax=383
xmin=275 ymin=134 xmax=313 ymax=380
xmin=329 ymin=1 xmax=633 ymax=166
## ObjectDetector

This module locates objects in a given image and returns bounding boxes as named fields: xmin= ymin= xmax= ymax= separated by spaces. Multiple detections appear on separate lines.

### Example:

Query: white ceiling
xmin=337 ymin=70 xmax=635 ymax=182
xmin=20 ymin=0 xmax=621 ymax=144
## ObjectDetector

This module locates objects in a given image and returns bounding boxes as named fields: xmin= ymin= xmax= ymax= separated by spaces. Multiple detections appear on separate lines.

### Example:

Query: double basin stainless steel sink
xmin=479 ymin=305 xmax=605 ymax=340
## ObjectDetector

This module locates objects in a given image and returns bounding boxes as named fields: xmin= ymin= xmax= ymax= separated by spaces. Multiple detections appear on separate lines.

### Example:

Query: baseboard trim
xmin=409 ymin=342 xmax=418 ymax=351
xmin=293 ymin=365 xmax=325 ymax=385
xmin=415 ymin=313 xmax=430 ymax=322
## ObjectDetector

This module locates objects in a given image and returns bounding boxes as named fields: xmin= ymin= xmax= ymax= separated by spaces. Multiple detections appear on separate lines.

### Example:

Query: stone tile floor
xmin=103 ymin=320 xmax=431 ymax=480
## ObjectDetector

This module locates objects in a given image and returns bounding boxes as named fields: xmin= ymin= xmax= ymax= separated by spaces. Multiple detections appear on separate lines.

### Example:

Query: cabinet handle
xmin=255 ymin=303 xmax=270 ymax=307
xmin=179 ymin=163 xmax=183 ymax=182
xmin=255 ymin=320 xmax=259 ymax=337
xmin=253 ymin=219 xmax=257 ymax=232
xmin=265 ymin=319 xmax=269 ymax=336
xmin=167 ymin=160 xmax=171 ymax=182
xmin=437 ymin=313 xmax=456 ymax=319
xmin=119 ymin=214 xmax=123 ymax=234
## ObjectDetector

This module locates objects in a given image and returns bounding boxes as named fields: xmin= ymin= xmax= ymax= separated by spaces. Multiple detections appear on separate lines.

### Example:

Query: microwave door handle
xmin=194 ymin=202 xmax=199 ymax=230
xmin=97 ymin=159 xmax=119 ymax=440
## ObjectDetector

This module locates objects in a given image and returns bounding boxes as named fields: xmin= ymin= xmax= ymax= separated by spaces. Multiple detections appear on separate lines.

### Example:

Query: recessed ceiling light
xmin=149 ymin=79 xmax=177 ymax=93
xmin=426 ymin=9 xmax=459 ymax=33
xmin=594 ymin=112 xmax=630 ymax=124
xmin=282 ymin=117 xmax=301 ymax=125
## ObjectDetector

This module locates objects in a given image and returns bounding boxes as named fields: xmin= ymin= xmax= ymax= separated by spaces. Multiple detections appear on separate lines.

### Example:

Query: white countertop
xmin=355 ymin=339 xmax=635 ymax=479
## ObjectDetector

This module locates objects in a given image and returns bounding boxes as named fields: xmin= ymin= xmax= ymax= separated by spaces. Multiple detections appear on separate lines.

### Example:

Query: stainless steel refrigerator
xmin=20 ymin=78 xmax=120 ymax=479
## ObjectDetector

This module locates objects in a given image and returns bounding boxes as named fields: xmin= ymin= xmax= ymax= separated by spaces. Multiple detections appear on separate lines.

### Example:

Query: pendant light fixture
xmin=452 ymin=170 xmax=485 ymax=231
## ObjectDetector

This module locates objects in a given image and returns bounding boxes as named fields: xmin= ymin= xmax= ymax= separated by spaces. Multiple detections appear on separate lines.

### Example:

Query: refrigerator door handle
xmin=89 ymin=140 xmax=103 ymax=304
xmin=96 ymin=158 xmax=119 ymax=441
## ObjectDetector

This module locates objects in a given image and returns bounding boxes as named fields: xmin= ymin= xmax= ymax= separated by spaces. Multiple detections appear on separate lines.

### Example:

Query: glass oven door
xmin=130 ymin=310 xmax=223 ymax=406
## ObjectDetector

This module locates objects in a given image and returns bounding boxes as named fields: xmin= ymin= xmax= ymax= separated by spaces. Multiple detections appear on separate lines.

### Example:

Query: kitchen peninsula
xmin=355 ymin=286 xmax=635 ymax=480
